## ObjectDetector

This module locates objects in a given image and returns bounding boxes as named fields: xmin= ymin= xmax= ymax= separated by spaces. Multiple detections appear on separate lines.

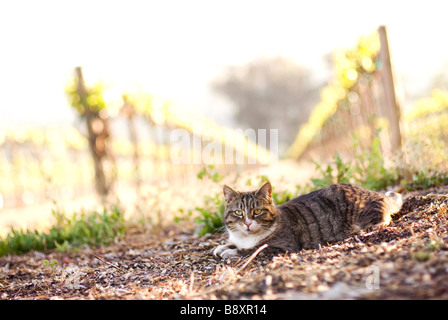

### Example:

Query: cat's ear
xmin=223 ymin=185 xmax=239 ymax=203
xmin=256 ymin=181 xmax=272 ymax=202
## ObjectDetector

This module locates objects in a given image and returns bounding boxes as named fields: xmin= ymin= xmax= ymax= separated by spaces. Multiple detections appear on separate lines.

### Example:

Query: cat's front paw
xmin=213 ymin=244 xmax=239 ymax=259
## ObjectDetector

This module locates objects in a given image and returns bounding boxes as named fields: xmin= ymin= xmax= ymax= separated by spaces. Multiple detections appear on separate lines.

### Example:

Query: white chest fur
xmin=228 ymin=228 xmax=274 ymax=250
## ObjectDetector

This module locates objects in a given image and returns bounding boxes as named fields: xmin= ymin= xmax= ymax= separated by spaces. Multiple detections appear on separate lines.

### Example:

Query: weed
xmin=192 ymin=192 xmax=226 ymax=236
xmin=194 ymin=208 xmax=225 ymax=235
xmin=413 ymin=250 xmax=431 ymax=262
xmin=425 ymin=239 xmax=442 ymax=251
xmin=0 ymin=205 xmax=125 ymax=256
xmin=352 ymin=134 xmax=398 ymax=190
xmin=310 ymin=134 xmax=398 ymax=191
xmin=311 ymin=153 xmax=351 ymax=189
xmin=197 ymin=165 xmax=224 ymax=183
xmin=406 ymin=170 xmax=448 ymax=191
xmin=42 ymin=259 xmax=58 ymax=274
xmin=178 ymin=165 xmax=227 ymax=235
xmin=396 ymin=136 xmax=448 ymax=191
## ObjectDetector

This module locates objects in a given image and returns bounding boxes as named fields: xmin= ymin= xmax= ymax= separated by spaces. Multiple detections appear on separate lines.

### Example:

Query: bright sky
xmin=1 ymin=0 xmax=448 ymax=127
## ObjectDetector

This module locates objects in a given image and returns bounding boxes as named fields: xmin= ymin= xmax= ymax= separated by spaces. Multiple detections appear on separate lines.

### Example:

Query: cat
xmin=213 ymin=182 xmax=402 ymax=259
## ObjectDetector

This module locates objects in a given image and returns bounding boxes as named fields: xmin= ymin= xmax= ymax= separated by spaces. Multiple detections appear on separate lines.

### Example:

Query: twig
xmin=237 ymin=244 xmax=268 ymax=273
xmin=172 ymin=252 xmax=203 ymax=257
xmin=93 ymin=254 xmax=124 ymax=272
xmin=189 ymin=244 xmax=269 ymax=298
xmin=231 ymin=257 xmax=242 ymax=268
xmin=150 ymin=250 xmax=203 ymax=257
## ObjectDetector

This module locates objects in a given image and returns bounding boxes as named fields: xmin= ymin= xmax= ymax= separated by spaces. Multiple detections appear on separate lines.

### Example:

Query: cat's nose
xmin=245 ymin=220 xmax=252 ymax=228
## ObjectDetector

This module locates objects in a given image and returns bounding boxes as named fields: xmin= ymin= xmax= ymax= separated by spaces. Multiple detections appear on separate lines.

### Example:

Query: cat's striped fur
xmin=213 ymin=182 xmax=402 ymax=258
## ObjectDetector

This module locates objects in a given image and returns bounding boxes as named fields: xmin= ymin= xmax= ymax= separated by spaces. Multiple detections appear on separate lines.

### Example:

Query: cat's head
xmin=222 ymin=182 xmax=279 ymax=238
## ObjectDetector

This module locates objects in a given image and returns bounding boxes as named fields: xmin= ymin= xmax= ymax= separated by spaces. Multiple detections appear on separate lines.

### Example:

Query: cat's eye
xmin=253 ymin=209 xmax=262 ymax=215
xmin=233 ymin=210 xmax=243 ymax=216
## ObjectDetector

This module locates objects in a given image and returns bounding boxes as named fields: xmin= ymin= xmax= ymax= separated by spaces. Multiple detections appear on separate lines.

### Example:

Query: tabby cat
xmin=213 ymin=182 xmax=402 ymax=258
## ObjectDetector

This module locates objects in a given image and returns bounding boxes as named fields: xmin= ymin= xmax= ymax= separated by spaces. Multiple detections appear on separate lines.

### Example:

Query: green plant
xmin=0 ymin=205 xmax=125 ymax=256
xmin=43 ymin=259 xmax=58 ymax=273
xmin=193 ymin=193 xmax=226 ymax=236
xmin=309 ymin=134 xmax=399 ymax=191
xmin=425 ymin=239 xmax=442 ymax=251
xmin=311 ymin=153 xmax=352 ymax=189
xmin=352 ymin=134 xmax=398 ymax=190
xmin=406 ymin=169 xmax=448 ymax=191
xmin=391 ymin=135 xmax=448 ymax=191
xmin=413 ymin=250 xmax=431 ymax=262
xmin=308 ymin=132 xmax=448 ymax=193
xmin=180 ymin=165 xmax=226 ymax=235
xmin=288 ymin=30 xmax=380 ymax=159
xmin=197 ymin=164 xmax=224 ymax=183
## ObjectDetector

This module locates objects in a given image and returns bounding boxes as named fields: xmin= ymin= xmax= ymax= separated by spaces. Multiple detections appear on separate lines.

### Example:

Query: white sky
xmin=1 ymin=0 xmax=448 ymax=127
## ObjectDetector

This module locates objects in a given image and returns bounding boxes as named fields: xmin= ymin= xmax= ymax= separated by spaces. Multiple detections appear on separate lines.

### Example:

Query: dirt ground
xmin=1 ymin=186 xmax=448 ymax=300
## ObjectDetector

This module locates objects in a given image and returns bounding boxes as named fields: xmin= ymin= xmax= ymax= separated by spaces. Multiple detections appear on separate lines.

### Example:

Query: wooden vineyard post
xmin=378 ymin=25 xmax=402 ymax=152
xmin=74 ymin=67 xmax=111 ymax=198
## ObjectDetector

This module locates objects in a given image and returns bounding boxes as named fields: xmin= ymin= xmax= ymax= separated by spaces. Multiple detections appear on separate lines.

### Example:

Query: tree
xmin=212 ymin=56 xmax=321 ymax=152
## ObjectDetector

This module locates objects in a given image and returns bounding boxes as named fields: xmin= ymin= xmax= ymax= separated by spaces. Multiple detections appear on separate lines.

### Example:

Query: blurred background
xmin=1 ymin=0 xmax=448 ymax=234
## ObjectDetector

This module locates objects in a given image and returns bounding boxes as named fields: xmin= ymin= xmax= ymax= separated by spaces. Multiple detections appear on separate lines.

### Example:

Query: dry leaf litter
xmin=1 ymin=187 xmax=448 ymax=300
